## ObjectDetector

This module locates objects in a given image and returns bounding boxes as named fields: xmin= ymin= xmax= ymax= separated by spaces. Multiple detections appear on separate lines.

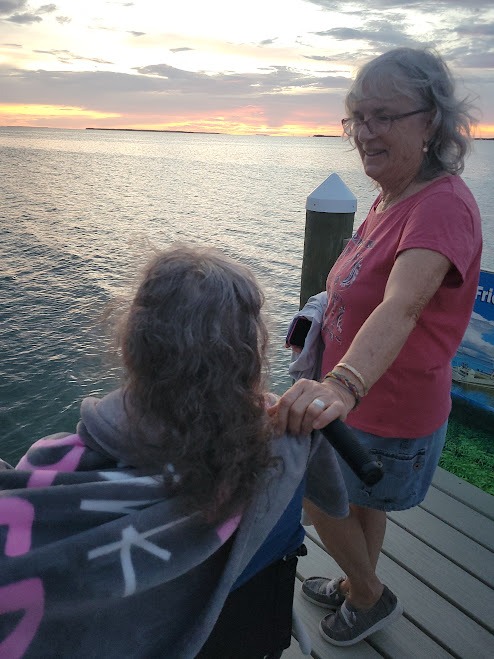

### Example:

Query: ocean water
xmin=1 ymin=127 xmax=493 ymax=463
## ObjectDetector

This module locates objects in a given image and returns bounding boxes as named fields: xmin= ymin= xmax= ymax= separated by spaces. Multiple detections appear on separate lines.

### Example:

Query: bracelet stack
xmin=323 ymin=363 xmax=368 ymax=409
xmin=336 ymin=362 xmax=368 ymax=396
xmin=323 ymin=371 xmax=361 ymax=409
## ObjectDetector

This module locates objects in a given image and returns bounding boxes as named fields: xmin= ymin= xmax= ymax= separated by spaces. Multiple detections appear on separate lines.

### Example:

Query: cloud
xmin=313 ymin=25 xmax=417 ymax=48
xmin=133 ymin=62 xmax=347 ymax=96
xmin=456 ymin=22 xmax=494 ymax=36
xmin=1 ymin=0 xmax=56 ymax=23
xmin=447 ymin=23 xmax=494 ymax=68
xmin=128 ymin=30 xmax=144 ymax=37
xmin=55 ymin=15 xmax=70 ymax=25
xmin=33 ymin=49 xmax=114 ymax=65
xmin=441 ymin=36 xmax=494 ymax=70
xmin=454 ymin=53 xmax=494 ymax=69
xmin=305 ymin=0 xmax=494 ymax=59
xmin=305 ymin=4 xmax=494 ymax=75
xmin=258 ymin=38 xmax=278 ymax=46
xmin=0 ymin=65 xmax=348 ymax=125
xmin=305 ymin=0 xmax=494 ymax=10
xmin=170 ymin=47 xmax=194 ymax=53
xmin=304 ymin=55 xmax=335 ymax=61
xmin=311 ymin=11 xmax=425 ymax=49
xmin=0 ymin=0 xmax=57 ymax=25
xmin=0 ymin=1 xmax=27 ymax=14
xmin=6 ymin=12 xmax=41 ymax=23
xmin=38 ymin=4 xmax=56 ymax=13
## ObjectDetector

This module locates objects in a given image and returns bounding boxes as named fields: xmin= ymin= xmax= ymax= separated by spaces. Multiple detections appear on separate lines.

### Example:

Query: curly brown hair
xmin=120 ymin=244 xmax=274 ymax=523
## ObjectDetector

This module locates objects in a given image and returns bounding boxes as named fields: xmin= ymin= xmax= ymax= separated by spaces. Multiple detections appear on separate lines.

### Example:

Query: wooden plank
xmin=383 ymin=517 xmax=494 ymax=632
xmin=282 ymin=638 xmax=311 ymax=658
xmin=377 ymin=552 xmax=492 ymax=658
xmin=432 ymin=467 xmax=494 ymax=520
xmin=299 ymin=536 xmax=455 ymax=659
xmin=302 ymin=531 xmax=494 ymax=657
xmin=388 ymin=506 xmax=494 ymax=587
xmin=292 ymin=579 xmax=381 ymax=659
xmin=420 ymin=486 xmax=494 ymax=550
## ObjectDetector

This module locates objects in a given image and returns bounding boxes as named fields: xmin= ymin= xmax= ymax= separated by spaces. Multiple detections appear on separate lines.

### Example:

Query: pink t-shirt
xmin=320 ymin=176 xmax=482 ymax=438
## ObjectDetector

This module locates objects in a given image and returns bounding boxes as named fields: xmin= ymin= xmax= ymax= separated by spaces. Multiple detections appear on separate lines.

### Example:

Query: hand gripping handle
xmin=320 ymin=419 xmax=384 ymax=486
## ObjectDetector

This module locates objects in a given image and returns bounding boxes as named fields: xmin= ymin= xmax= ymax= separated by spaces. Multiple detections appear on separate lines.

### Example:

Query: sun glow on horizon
xmin=0 ymin=104 xmax=120 ymax=126
xmin=476 ymin=124 xmax=494 ymax=139
xmin=1 ymin=103 xmax=493 ymax=140
xmin=0 ymin=103 xmax=344 ymax=136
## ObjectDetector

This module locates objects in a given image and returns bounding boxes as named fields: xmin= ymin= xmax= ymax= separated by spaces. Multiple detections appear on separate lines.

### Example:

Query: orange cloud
xmin=0 ymin=104 xmax=120 ymax=127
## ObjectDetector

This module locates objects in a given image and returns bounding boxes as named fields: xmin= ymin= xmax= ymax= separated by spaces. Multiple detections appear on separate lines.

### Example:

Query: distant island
xmin=311 ymin=133 xmax=494 ymax=140
xmin=3 ymin=126 xmax=490 ymax=139
xmin=86 ymin=127 xmax=221 ymax=135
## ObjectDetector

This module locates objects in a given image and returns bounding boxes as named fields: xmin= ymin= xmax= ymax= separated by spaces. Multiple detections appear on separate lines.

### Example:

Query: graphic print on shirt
xmin=324 ymin=292 xmax=345 ymax=344
xmin=323 ymin=232 xmax=374 ymax=344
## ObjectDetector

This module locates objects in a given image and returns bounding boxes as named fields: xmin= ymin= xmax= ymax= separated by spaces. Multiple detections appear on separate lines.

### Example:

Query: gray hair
xmin=345 ymin=47 xmax=478 ymax=179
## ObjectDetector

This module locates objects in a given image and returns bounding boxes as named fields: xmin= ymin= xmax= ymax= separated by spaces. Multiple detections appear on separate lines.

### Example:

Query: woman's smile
xmin=352 ymin=96 xmax=431 ymax=194
xmin=362 ymin=149 xmax=386 ymax=157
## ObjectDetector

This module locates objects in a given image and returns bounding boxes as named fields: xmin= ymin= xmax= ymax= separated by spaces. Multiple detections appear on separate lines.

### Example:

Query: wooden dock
xmin=285 ymin=467 xmax=494 ymax=658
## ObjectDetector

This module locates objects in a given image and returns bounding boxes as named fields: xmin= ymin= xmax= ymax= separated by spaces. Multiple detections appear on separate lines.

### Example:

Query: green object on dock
xmin=441 ymin=402 xmax=494 ymax=494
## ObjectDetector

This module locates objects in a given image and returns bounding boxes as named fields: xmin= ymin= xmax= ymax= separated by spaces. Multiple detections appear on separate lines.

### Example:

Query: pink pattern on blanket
xmin=17 ymin=434 xmax=86 ymax=473
xmin=27 ymin=470 xmax=59 ymax=489
xmin=0 ymin=578 xmax=45 ymax=659
xmin=0 ymin=498 xmax=35 ymax=556
xmin=216 ymin=513 xmax=241 ymax=543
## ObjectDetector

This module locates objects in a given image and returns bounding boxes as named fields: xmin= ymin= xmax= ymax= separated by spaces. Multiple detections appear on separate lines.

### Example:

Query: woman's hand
xmin=267 ymin=378 xmax=356 ymax=437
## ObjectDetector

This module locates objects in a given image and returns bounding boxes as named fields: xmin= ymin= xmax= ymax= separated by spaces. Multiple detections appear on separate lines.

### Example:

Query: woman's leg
xmin=304 ymin=499 xmax=384 ymax=609
xmin=351 ymin=503 xmax=387 ymax=572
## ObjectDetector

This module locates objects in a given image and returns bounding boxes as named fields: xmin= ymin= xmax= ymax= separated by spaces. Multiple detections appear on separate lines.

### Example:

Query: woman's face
xmin=350 ymin=95 xmax=432 ymax=193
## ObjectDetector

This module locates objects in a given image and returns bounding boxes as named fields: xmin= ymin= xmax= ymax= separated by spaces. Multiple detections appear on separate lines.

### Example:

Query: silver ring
xmin=312 ymin=398 xmax=326 ymax=410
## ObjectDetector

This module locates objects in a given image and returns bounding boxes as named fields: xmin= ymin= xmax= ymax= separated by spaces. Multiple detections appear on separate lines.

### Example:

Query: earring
xmin=422 ymin=143 xmax=429 ymax=153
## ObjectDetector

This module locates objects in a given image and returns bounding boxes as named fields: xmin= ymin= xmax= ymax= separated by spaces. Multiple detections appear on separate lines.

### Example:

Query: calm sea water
xmin=1 ymin=127 xmax=493 ymax=463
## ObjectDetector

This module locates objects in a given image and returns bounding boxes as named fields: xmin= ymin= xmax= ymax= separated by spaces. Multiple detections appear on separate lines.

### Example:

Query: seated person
xmin=0 ymin=245 xmax=348 ymax=658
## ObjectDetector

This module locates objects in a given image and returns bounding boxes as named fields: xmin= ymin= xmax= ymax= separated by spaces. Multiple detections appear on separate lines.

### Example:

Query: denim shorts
xmin=335 ymin=422 xmax=448 ymax=511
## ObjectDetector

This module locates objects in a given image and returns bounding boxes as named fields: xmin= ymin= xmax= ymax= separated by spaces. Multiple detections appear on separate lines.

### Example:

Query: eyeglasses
xmin=341 ymin=109 xmax=429 ymax=137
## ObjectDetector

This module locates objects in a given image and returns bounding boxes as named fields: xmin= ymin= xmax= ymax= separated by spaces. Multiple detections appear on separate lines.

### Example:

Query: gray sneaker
xmin=301 ymin=576 xmax=346 ymax=609
xmin=319 ymin=585 xmax=403 ymax=646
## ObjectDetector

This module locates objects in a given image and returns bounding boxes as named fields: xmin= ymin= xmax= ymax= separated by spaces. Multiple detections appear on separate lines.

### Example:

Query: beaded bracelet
xmin=323 ymin=373 xmax=358 ymax=406
xmin=335 ymin=362 xmax=368 ymax=396
xmin=323 ymin=371 xmax=361 ymax=409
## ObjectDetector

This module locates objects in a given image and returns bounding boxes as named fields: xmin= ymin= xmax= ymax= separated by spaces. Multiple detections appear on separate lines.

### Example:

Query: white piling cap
xmin=306 ymin=173 xmax=357 ymax=213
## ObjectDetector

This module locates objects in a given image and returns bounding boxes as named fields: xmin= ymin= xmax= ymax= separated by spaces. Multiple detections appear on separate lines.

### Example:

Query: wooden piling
xmin=300 ymin=173 xmax=357 ymax=308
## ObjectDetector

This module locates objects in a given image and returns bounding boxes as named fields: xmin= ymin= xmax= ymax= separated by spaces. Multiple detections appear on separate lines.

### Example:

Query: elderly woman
xmin=0 ymin=245 xmax=347 ymax=658
xmin=274 ymin=47 xmax=482 ymax=646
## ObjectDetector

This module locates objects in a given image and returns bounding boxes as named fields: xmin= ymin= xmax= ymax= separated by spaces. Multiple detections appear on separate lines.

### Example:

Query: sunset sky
xmin=1 ymin=0 xmax=493 ymax=137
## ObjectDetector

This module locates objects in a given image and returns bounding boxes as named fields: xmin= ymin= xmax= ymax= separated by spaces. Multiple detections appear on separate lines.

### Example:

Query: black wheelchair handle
xmin=320 ymin=419 xmax=384 ymax=486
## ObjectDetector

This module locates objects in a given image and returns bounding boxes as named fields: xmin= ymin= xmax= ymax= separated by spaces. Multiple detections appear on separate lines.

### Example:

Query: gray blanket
xmin=0 ymin=389 xmax=348 ymax=658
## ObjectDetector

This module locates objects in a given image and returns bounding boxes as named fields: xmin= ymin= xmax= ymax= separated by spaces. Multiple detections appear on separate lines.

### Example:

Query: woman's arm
xmin=339 ymin=247 xmax=452 ymax=391
xmin=272 ymin=248 xmax=452 ymax=436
